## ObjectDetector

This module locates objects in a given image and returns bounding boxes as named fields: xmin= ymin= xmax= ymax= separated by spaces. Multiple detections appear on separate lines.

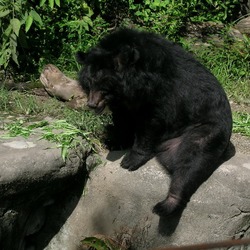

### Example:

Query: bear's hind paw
xmin=120 ymin=150 xmax=150 ymax=171
xmin=153 ymin=196 xmax=186 ymax=217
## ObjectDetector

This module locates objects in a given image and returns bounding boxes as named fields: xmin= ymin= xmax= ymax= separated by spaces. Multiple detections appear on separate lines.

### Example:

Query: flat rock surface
xmin=45 ymin=136 xmax=250 ymax=250
xmin=0 ymin=132 xmax=83 ymax=198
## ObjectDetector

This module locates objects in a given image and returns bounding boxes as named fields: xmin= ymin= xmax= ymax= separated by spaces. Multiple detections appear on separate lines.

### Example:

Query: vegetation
xmin=0 ymin=0 xmax=241 ymax=72
xmin=0 ymin=87 xmax=111 ymax=158
xmin=233 ymin=112 xmax=250 ymax=137
xmin=186 ymin=38 xmax=250 ymax=103
xmin=0 ymin=0 xmax=249 ymax=157
xmin=1 ymin=118 xmax=90 ymax=161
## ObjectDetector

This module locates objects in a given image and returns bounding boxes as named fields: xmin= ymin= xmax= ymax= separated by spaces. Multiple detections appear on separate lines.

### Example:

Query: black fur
xmin=77 ymin=28 xmax=234 ymax=217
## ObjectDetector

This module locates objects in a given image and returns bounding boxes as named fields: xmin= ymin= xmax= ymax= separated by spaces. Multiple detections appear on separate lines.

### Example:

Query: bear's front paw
xmin=121 ymin=150 xmax=149 ymax=171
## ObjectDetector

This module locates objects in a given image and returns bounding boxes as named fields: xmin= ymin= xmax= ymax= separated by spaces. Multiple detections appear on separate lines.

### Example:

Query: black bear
xmin=77 ymin=28 xmax=234 ymax=217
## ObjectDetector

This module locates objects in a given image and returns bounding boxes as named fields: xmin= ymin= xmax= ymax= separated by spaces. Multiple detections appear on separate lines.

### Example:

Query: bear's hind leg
xmin=153 ymin=126 xmax=231 ymax=217
xmin=153 ymin=156 xmax=212 ymax=216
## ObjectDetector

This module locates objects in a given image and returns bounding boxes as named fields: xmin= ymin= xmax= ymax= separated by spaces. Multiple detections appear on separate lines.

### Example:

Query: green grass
xmin=0 ymin=88 xmax=111 ymax=134
xmin=0 ymin=88 xmax=60 ymax=115
xmin=233 ymin=111 xmax=250 ymax=137
xmin=0 ymin=87 xmax=112 ymax=159
xmin=185 ymin=38 xmax=250 ymax=103
xmin=0 ymin=119 xmax=94 ymax=161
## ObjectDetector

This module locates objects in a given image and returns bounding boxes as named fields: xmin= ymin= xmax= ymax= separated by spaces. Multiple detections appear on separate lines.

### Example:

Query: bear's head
xmin=76 ymin=45 xmax=140 ymax=114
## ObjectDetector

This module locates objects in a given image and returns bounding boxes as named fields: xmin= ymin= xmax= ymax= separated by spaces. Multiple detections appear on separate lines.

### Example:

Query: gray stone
xmin=45 ymin=151 xmax=250 ymax=250
xmin=1 ymin=130 xmax=250 ymax=250
xmin=235 ymin=17 xmax=250 ymax=36
xmin=0 ymin=134 xmax=88 ymax=250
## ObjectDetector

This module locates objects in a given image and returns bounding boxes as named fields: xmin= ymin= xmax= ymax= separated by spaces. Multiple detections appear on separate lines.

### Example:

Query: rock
xmin=45 ymin=150 xmax=250 ymax=250
xmin=234 ymin=17 xmax=250 ymax=36
xmin=40 ymin=64 xmax=87 ymax=108
xmin=0 ymin=132 xmax=89 ymax=250
xmin=1 ymin=127 xmax=250 ymax=250
xmin=228 ymin=28 xmax=245 ymax=41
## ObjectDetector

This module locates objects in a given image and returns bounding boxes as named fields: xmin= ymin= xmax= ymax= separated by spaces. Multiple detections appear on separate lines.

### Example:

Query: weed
xmin=81 ymin=236 xmax=125 ymax=250
xmin=0 ymin=118 xmax=98 ymax=161
xmin=1 ymin=120 xmax=32 ymax=138
xmin=0 ymin=88 xmax=44 ymax=114
xmin=0 ymin=87 xmax=10 ymax=111
xmin=40 ymin=119 xmax=93 ymax=161
xmin=233 ymin=111 xmax=250 ymax=137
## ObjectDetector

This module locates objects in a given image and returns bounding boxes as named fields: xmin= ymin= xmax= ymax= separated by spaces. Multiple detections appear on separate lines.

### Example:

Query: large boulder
xmin=1 ymin=130 xmax=249 ymax=250
xmin=0 ymin=133 xmax=89 ymax=250
xmin=45 ymin=148 xmax=250 ymax=250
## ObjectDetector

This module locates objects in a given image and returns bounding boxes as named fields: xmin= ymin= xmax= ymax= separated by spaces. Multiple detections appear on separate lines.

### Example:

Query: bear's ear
xmin=76 ymin=51 xmax=86 ymax=64
xmin=114 ymin=45 xmax=140 ymax=71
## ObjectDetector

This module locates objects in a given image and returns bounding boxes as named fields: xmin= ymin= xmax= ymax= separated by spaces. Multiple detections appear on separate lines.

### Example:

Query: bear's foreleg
xmin=121 ymin=128 xmax=157 ymax=171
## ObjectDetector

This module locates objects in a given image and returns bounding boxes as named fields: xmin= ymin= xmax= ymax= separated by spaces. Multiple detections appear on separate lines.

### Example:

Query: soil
xmin=229 ymin=100 xmax=250 ymax=154
xmin=231 ymin=133 xmax=250 ymax=154
xmin=230 ymin=100 xmax=250 ymax=114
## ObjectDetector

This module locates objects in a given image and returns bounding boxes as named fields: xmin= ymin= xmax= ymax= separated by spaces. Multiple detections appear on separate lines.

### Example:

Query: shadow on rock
xmin=157 ymin=208 xmax=184 ymax=236
xmin=24 ymin=169 xmax=88 ymax=250
xmin=106 ymin=150 xmax=126 ymax=162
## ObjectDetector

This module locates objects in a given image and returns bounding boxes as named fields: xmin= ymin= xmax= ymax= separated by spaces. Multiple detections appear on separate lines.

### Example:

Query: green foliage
xmin=40 ymin=0 xmax=61 ymax=9
xmin=33 ymin=0 xmax=108 ymax=73
xmin=189 ymin=0 xmax=239 ymax=22
xmin=0 ymin=0 xmax=100 ymax=71
xmin=0 ymin=119 xmax=95 ymax=161
xmin=81 ymin=236 xmax=121 ymax=250
xmin=1 ymin=120 xmax=48 ymax=138
xmin=129 ymin=0 xmax=187 ymax=38
xmin=40 ymin=119 xmax=92 ymax=161
xmin=63 ymin=108 xmax=111 ymax=141
xmin=0 ymin=0 xmax=40 ymax=67
xmin=0 ymin=0 xmax=241 ymax=74
xmin=128 ymin=0 xmax=239 ymax=38
xmin=86 ymin=0 xmax=129 ymax=25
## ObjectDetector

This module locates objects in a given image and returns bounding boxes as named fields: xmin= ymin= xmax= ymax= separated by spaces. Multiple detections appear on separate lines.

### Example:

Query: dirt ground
xmin=228 ymin=100 xmax=250 ymax=154
xmin=231 ymin=133 xmax=250 ymax=154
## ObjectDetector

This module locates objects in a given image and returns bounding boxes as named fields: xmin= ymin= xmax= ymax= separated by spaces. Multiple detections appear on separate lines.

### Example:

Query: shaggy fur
xmin=77 ymin=28 xmax=234 ymax=217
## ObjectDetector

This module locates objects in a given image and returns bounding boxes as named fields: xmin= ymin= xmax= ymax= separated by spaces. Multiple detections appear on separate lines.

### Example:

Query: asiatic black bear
xmin=77 ymin=28 xmax=234 ymax=216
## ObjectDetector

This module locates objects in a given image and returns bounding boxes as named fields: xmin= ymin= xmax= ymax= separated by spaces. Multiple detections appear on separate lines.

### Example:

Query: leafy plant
xmin=40 ymin=0 xmax=61 ymax=9
xmin=81 ymin=236 xmax=125 ymax=250
xmin=189 ymin=0 xmax=239 ymax=22
xmin=128 ymin=0 xmax=188 ymax=38
xmin=35 ymin=0 xmax=107 ymax=73
xmin=0 ymin=119 xmax=95 ymax=161
xmin=0 ymin=0 xmax=53 ymax=68
xmin=40 ymin=119 xmax=92 ymax=161
xmin=1 ymin=120 xmax=48 ymax=138
xmin=0 ymin=0 xmax=100 ymax=72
